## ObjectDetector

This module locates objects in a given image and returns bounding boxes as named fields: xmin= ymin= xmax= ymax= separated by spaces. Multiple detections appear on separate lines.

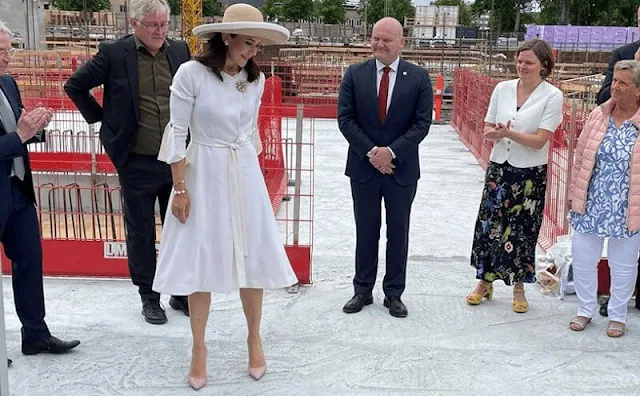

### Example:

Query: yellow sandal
xmin=513 ymin=286 xmax=528 ymax=313
xmin=465 ymin=281 xmax=493 ymax=305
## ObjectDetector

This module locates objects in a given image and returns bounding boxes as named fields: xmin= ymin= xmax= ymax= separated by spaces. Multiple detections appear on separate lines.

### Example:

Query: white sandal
xmin=569 ymin=316 xmax=591 ymax=331
xmin=606 ymin=321 xmax=625 ymax=338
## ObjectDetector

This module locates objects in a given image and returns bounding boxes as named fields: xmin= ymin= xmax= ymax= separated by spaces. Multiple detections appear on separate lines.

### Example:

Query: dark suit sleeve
xmin=337 ymin=65 xmax=376 ymax=159
xmin=8 ymin=76 xmax=45 ymax=145
xmin=388 ymin=69 xmax=433 ymax=163
xmin=597 ymin=48 xmax=622 ymax=105
xmin=64 ymin=42 xmax=110 ymax=124
xmin=0 ymin=132 xmax=25 ymax=161
xmin=0 ymin=77 xmax=25 ymax=159
xmin=184 ymin=40 xmax=191 ymax=59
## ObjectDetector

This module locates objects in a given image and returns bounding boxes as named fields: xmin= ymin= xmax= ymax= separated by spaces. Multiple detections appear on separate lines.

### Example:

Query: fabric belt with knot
xmin=191 ymin=134 xmax=252 ymax=282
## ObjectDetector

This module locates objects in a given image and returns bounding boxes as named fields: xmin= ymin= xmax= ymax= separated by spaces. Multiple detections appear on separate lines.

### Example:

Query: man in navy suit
xmin=0 ymin=22 xmax=80 ymax=365
xmin=338 ymin=17 xmax=433 ymax=318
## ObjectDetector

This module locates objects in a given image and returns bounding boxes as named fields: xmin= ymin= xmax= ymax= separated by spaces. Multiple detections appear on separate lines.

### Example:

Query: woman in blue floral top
xmin=568 ymin=60 xmax=640 ymax=337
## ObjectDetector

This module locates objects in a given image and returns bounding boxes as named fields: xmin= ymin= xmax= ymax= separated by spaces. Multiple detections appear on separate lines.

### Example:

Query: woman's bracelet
xmin=174 ymin=189 xmax=188 ymax=195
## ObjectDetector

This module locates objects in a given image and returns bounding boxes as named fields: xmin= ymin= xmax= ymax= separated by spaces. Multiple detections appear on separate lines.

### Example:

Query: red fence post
xmin=263 ymin=75 xmax=283 ymax=106
xmin=434 ymin=74 xmax=444 ymax=122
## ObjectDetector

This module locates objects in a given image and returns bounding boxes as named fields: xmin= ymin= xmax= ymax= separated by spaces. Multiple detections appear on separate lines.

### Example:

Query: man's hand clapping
xmin=16 ymin=105 xmax=53 ymax=143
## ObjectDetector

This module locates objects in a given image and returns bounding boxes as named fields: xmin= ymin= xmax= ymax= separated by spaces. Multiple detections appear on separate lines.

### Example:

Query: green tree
xmin=167 ymin=0 xmax=180 ymax=15
xmin=282 ymin=0 xmax=315 ymax=21
xmin=203 ymin=0 xmax=223 ymax=17
xmin=167 ymin=0 xmax=220 ymax=17
xmin=389 ymin=0 xmax=415 ymax=24
xmin=434 ymin=0 xmax=473 ymax=26
xmin=360 ymin=0 xmax=415 ymax=27
xmin=52 ymin=0 xmax=111 ymax=12
xmin=539 ymin=0 xmax=635 ymax=26
xmin=318 ymin=0 xmax=347 ymax=24
xmin=471 ymin=0 xmax=534 ymax=34
xmin=262 ymin=0 xmax=283 ymax=21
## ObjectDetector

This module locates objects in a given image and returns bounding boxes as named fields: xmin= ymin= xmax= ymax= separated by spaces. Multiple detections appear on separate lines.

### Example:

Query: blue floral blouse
xmin=569 ymin=118 xmax=640 ymax=238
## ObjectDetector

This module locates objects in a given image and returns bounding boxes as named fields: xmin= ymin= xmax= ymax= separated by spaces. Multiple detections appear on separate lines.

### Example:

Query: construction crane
xmin=181 ymin=0 xmax=231 ymax=55
xmin=181 ymin=0 xmax=203 ymax=54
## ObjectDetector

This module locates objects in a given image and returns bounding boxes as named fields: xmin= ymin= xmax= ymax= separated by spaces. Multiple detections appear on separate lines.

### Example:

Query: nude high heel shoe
xmin=188 ymin=347 xmax=207 ymax=390
xmin=248 ymin=338 xmax=266 ymax=380
xmin=248 ymin=365 xmax=266 ymax=380
xmin=187 ymin=375 xmax=207 ymax=390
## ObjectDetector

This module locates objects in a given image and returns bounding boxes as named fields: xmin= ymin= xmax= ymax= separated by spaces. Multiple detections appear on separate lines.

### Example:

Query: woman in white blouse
xmin=151 ymin=4 xmax=298 ymax=390
xmin=465 ymin=39 xmax=564 ymax=313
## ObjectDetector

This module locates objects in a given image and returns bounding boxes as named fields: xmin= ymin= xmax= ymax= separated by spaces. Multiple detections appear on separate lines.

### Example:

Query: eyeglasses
xmin=136 ymin=19 xmax=169 ymax=31
xmin=0 ymin=48 xmax=16 ymax=57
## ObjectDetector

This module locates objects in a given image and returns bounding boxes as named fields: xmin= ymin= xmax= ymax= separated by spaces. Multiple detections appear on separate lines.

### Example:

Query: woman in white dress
xmin=152 ymin=4 xmax=297 ymax=390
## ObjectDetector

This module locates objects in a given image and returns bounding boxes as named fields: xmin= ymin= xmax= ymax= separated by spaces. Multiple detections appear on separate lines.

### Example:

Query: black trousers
xmin=118 ymin=154 xmax=175 ymax=302
xmin=0 ymin=178 xmax=51 ymax=343
xmin=350 ymin=173 xmax=417 ymax=298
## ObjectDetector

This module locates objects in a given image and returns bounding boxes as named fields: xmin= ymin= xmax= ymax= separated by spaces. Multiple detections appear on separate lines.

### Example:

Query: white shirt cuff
xmin=387 ymin=147 xmax=396 ymax=159
xmin=367 ymin=146 xmax=378 ymax=158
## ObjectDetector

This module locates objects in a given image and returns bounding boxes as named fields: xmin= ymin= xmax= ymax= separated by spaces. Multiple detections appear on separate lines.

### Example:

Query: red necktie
xmin=378 ymin=66 xmax=390 ymax=123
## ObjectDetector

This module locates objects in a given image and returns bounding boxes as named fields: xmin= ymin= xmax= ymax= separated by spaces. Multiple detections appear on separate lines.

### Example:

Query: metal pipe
xmin=293 ymin=104 xmax=304 ymax=245
xmin=563 ymin=101 xmax=577 ymax=234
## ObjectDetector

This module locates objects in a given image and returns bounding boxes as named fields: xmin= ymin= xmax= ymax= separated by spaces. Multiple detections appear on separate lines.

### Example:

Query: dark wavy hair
xmin=515 ymin=38 xmax=555 ymax=79
xmin=194 ymin=33 xmax=260 ymax=83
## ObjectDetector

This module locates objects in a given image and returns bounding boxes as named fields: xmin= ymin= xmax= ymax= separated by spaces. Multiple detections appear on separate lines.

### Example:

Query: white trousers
xmin=572 ymin=230 xmax=640 ymax=323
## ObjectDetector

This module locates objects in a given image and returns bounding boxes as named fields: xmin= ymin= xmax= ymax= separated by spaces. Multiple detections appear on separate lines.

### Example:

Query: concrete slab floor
xmin=3 ymin=123 xmax=638 ymax=396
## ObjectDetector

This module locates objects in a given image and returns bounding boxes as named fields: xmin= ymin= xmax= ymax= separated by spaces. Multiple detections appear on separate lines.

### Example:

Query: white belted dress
xmin=152 ymin=60 xmax=297 ymax=294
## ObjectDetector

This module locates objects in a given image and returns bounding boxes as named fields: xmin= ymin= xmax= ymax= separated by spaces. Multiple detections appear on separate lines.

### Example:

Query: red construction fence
xmin=8 ymin=51 xmax=449 ymax=121
xmin=1 ymin=72 xmax=315 ymax=285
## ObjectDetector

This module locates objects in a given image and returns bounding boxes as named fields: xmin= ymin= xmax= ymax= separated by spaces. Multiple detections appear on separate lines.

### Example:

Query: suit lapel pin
xmin=402 ymin=71 xmax=407 ymax=76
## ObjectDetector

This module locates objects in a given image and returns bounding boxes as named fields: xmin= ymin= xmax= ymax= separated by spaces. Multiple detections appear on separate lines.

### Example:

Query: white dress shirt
xmin=369 ymin=57 xmax=401 ymax=159
xmin=375 ymin=57 xmax=399 ymax=111
xmin=484 ymin=79 xmax=564 ymax=168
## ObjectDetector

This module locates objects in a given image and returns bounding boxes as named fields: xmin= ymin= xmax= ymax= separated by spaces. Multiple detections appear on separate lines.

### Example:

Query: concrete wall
xmin=0 ymin=0 xmax=25 ymax=37
xmin=0 ymin=0 xmax=46 ymax=49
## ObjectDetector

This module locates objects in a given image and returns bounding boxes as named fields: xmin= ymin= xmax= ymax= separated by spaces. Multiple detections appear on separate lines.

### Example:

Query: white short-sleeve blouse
xmin=484 ymin=79 xmax=564 ymax=168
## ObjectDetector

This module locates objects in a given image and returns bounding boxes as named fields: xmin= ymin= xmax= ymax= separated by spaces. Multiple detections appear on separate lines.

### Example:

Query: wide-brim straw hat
xmin=192 ymin=3 xmax=289 ymax=45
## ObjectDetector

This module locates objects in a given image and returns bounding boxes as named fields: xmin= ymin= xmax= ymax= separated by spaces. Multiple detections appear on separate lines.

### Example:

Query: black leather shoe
xmin=22 ymin=336 xmax=80 ymax=355
xmin=599 ymin=303 xmax=609 ymax=317
xmin=636 ymin=297 xmax=640 ymax=310
xmin=384 ymin=297 xmax=408 ymax=318
xmin=7 ymin=358 xmax=11 ymax=367
xmin=142 ymin=300 xmax=168 ymax=324
xmin=169 ymin=296 xmax=189 ymax=316
xmin=342 ymin=294 xmax=373 ymax=313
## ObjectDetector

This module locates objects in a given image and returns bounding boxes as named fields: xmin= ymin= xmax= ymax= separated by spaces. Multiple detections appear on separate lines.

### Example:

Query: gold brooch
xmin=236 ymin=80 xmax=247 ymax=93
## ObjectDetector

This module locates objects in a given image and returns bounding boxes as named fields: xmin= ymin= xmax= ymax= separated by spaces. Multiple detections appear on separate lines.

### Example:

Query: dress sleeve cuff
xmin=158 ymin=122 xmax=187 ymax=164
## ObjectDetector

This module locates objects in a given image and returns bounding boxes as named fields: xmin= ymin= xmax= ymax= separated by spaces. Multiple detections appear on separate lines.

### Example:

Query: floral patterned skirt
xmin=470 ymin=161 xmax=548 ymax=285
